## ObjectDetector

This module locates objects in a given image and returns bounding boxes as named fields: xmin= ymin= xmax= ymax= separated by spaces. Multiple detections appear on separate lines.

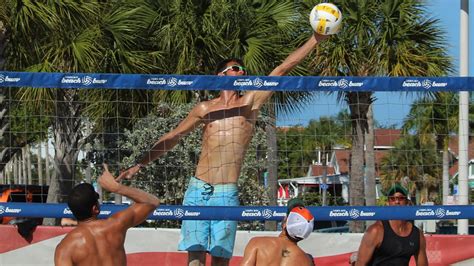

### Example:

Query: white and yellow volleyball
xmin=309 ymin=3 xmax=342 ymax=35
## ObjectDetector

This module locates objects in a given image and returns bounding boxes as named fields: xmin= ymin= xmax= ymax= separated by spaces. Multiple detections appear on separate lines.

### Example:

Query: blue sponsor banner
xmin=0 ymin=202 xmax=126 ymax=219
xmin=0 ymin=203 xmax=473 ymax=221
xmin=0 ymin=71 xmax=473 ymax=91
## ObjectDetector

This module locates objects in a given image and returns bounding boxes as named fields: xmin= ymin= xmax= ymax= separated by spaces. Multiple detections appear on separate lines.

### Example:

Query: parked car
xmin=0 ymin=185 xmax=49 ymax=224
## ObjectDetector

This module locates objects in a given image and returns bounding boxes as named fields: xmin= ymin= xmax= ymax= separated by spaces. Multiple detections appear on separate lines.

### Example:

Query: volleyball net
xmin=0 ymin=71 xmax=473 ymax=222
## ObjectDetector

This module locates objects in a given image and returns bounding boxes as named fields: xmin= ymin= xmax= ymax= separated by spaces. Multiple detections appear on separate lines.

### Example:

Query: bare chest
xmin=202 ymin=115 xmax=254 ymax=144
xmin=202 ymin=102 xmax=256 ymax=136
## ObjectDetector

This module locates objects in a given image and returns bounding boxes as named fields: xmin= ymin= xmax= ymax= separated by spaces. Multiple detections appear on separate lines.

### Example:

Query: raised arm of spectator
xmin=99 ymin=164 xmax=160 ymax=230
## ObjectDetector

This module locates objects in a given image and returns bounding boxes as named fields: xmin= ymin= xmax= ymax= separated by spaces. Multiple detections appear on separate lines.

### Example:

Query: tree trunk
xmin=4 ymin=161 xmax=8 ymax=183
xmin=38 ymin=143 xmax=44 ymax=185
xmin=85 ymin=163 xmax=91 ymax=183
xmin=13 ymin=156 xmax=18 ymax=184
xmin=44 ymin=92 xmax=83 ymax=225
xmin=26 ymin=144 xmax=32 ymax=184
xmin=421 ymin=185 xmax=429 ymax=204
xmin=21 ymin=148 xmax=26 ymax=184
xmin=365 ymin=104 xmax=376 ymax=228
xmin=7 ymin=161 xmax=12 ymax=183
xmin=0 ymin=21 xmax=6 ymax=70
xmin=264 ymin=118 xmax=278 ymax=231
xmin=44 ymin=124 xmax=81 ymax=225
xmin=45 ymin=141 xmax=51 ymax=185
xmin=442 ymin=146 xmax=450 ymax=204
xmin=365 ymin=104 xmax=376 ymax=206
xmin=347 ymin=92 xmax=371 ymax=233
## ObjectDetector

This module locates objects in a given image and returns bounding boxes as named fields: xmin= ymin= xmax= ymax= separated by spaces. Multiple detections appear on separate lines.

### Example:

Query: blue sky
xmin=277 ymin=0 xmax=473 ymax=127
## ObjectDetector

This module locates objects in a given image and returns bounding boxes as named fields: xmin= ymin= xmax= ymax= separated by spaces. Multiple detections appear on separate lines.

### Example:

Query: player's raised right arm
xmin=100 ymin=164 xmax=160 ymax=229
xmin=251 ymin=33 xmax=328 ymax=111
xmin=119 ymin=104 xmax=204 ymax=180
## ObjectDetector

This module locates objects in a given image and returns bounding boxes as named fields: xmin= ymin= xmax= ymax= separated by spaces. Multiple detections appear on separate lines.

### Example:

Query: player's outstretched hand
xmin=99 ymin=163 xmax=120 ymax=193
xmin=314 ymin=32 xmax=330 ymax=43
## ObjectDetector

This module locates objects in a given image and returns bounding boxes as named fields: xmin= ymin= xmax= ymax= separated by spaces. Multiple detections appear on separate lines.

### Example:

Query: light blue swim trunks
xmin=178 ymin=176 xmax=239 ymax=259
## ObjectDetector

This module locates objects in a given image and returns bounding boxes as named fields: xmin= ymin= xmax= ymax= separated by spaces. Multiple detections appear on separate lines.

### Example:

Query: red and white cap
xmin=286 ymin=206 xmax=314 ymax=240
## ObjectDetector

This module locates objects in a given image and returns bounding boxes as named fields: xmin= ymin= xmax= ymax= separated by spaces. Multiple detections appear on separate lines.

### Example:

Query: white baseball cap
xmin=286 ymin=206 xmax=314 ymax=240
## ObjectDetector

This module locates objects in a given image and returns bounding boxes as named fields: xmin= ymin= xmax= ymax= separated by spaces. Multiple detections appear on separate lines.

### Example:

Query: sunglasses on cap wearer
xmin=388 ymin=195 xmax=408 ymax=202
xmin=221 ymin=65 xmax=246 ymax=74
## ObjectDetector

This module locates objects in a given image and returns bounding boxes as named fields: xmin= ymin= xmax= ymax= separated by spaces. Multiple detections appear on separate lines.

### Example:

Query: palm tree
xmin=0 ymin=1 xmax=31 ymax=171
xmin=402 ymin=92 xmax=474 ymax=204
xmin=143 ymin=0 xmax=322 ymax=117
xmin=379 ymin=134 xmax=441 ymax=203
xmin=2 ymin=1 xmax=160 ymax=225
xmin=308 ymin=0 xmax=452 ymax=232
xmin=146 ymin=0 xmax=314 ymax=208
xmin=305 ymin=116 xmax=348 ymax=205
xmin=277 ymin=125 xmax=312 ymax=180
xmin=142 ymin=0 xmax=317 ymax=230
xmin=2 ymin=0 xmax=317 ymax=211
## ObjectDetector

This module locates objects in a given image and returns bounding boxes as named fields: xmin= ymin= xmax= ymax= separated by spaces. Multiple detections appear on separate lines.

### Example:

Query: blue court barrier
xmin=0 ymin=202 xmax=473 ymax=221
xmin=0 ymin=71 xmax=473 ymax=91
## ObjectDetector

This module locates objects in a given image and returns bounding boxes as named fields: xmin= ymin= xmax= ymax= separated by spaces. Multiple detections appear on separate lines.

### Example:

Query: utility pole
xmin=457 ymin=0 xmax=470 ymax=235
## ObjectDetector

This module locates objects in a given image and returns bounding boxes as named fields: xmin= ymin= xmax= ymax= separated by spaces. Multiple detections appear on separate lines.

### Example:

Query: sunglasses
xmin=221 ymin=65 xmax=246 ymax=74
xmin=388 ymin=195 xmax=408 ymax=202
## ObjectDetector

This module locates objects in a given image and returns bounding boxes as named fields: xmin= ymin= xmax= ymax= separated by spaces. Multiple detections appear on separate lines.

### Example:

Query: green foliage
xmin=377 ymin=195 xmax=388 ymax=206
xmin=299 ymin=192 xmax=321 ymax=206
xmin=8 ymin=103 xmax=50 ymax=143
xmin=277 ymin=111 xmax=349 ymax=179
xmin=297 ymin=191 xmax=346 ymax=207
xmin=4 ymin=0 xmax=159 ymax=73
xmin=4 ymin=0 xmax=161 ymax=130
xmin=277 ymin=126 xmax=308 ymax=180
xmin=401 ymin=92 xmax=474 ymax=204
xmin=0 ymin=1 xmax=166 ymax=206
xmin=403 ymin=92 xmax=463 ymax=148
xmin=311 ymin=0 xmax=453 ymax=77
xmin=119 ymin=103 xmax=199 ymax=195
xmin=238 ymin=177 xmax=270 ymax=231
xmin=147 ymin=0 xmax=314 ymax=115
xmin=239 ymin=116 xmax=271 ymax=207
xmin=379 ymin=134 xmax=441 ymax=203
xmin=148 ymin=0 xmax=306 ymax=75
xmin=305 ymin=1 xmax=452 ymax=230
xmin=305 ymin=116 xmax=350 ymax=154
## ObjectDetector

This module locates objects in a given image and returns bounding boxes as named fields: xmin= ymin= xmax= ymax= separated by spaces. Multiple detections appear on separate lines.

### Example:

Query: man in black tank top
xmin=354 ymin=184 xmax=428 ymax=266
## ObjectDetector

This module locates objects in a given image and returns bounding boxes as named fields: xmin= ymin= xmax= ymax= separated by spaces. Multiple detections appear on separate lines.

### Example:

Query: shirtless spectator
xmin=240 ymin=199 xmax=315 ymax=266
xmin=54 ymin=164 xmax=159 ymax=266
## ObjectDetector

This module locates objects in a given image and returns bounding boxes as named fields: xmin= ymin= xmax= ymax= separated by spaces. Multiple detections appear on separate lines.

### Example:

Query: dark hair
xmin=215 ymin=58 xmax=245 ymax=74
xmin=67 ymin=183 xmax=99 ymax=221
